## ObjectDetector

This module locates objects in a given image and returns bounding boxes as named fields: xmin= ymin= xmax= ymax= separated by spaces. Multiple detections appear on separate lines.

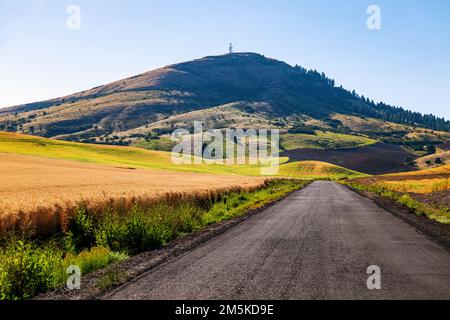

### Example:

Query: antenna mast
xmin=229 ymin=43 xmax=233 ymax=54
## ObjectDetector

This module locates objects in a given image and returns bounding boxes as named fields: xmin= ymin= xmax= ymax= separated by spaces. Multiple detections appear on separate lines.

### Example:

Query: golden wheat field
xmin=352 ymin=164 xmax=450 ymax=194
xmin=0 ymin=153 xmax=265 ymax=215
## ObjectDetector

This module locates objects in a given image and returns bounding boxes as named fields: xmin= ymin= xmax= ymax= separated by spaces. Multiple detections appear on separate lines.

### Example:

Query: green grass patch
xmin=281 ymin=131 xmax=376 ymax=150
xmin=0 ymin=240 xmax=125 ymax=300
xmin=133 ymin=137 xmax=177 ymax=152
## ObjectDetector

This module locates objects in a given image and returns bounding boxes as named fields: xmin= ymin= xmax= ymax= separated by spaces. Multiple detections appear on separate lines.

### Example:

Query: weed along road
xmin=104 ymin=181 xmax=450 ymax=300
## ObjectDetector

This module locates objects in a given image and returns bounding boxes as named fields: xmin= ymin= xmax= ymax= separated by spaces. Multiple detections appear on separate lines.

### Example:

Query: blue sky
xmin=1 ymin=0 xmax=449 ymax=119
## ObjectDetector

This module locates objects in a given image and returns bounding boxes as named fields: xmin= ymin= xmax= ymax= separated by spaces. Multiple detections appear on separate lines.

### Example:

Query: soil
xmin=281 ymin=142 xmax=417 ymax=175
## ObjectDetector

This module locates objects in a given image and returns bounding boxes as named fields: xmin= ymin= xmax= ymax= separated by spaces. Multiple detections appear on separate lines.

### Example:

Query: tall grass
xmin=0 ymin=179 xmax=306 ymax=300
xmin=0 ymin=239 xmax=123 ymax=300
xmin=431 ymin=179 xmax=450 ymax=193
xmin=370 ymin=179 xmax=450 ymax=194
xmin=0 ymin=185 xmax=260 ymax=238
xmin=344 ymin=182 xmax=450 ymax=225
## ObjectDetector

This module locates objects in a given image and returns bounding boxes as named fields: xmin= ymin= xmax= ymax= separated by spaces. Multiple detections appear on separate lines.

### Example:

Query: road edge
xmin=344 ymin=184 xmax=450 ymax=252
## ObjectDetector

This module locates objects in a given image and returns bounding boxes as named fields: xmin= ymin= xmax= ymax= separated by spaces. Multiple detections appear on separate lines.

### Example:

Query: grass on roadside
xmin=0 ymin=179 xmax=307 ymax=300
xmin=373 ymin=179 xmax=450 ymax=194
xmin=343 ymin=181 xmax=450 ymax=225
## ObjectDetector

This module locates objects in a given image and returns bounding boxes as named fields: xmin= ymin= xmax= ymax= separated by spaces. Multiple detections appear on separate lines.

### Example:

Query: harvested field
xmin=376 ymin=178 xmax=450 ymax=194
xmin=351 ymin=164 xmax=450 ymax=194
xmin=0 ymin=154 xmax=265 ymax=215
xmin=281 ymin=142 xmax=417 ymax=175
xmin=386 ymin=163 xmax=450 ymax=178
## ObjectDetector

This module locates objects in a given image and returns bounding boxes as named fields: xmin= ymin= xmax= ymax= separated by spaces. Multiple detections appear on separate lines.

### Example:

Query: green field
xmin=281 ymin=131 xmax=377 ymax=151
xmin=133 ymin=137 xmax=177 ymax=152
xmin=0 ymin=132 xmax=366 ymax=179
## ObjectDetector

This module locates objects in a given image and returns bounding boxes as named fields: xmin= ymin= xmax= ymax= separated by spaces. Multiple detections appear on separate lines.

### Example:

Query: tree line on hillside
xmin=294 ymin=65 xmax=450 ymax=132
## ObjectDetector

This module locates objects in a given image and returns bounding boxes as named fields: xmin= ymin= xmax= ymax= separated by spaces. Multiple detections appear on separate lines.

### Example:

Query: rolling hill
xmin=1 ymin=52 xmax=450 ymax=141
xmin=1 ymin=52 xmax=449 ymax=175
xmin=0 ymin=131 xmax=364 ymax=180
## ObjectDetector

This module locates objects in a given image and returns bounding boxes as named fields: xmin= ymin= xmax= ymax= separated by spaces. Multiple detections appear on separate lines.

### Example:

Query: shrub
xmin=96 ymin=208 xmax=165 ymax=254
xmin=95 ymin=202 xmax=205 ymax=254
xmin=0 ymin=240 xmax=62 ymax=300
xmin=61 ymin=247 xmax=126 ymax=280
xmin=0 ymin=240 xmax=126 ymax=300
xmin=67 ymin=206 xmax=96 ymax=251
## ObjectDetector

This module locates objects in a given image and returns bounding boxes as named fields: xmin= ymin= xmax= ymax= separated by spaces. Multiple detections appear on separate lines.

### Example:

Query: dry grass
xmin=0 ymin=182 xmax=265 ymax=238
xmin=0 ymin=154 xmax=265 ymax=222
xmin=415 ymin=151 xmax=450 ymax=169
xmin=332 ymin=114 xmax=450 ymax=142
xmin=352 ymin=164 xmax=450 ymax=194
xmin=385 ymin=164 xmax=450 ymax=178
xmin=375 ymin=179 xmax=450 ymax=194
xmin=332 ymin=114 xmax=409 ymax=132
xmin=280 ymin=131 xmax=376 ymax=150
xmin=109 ymin=102 xmax=276 ymax=140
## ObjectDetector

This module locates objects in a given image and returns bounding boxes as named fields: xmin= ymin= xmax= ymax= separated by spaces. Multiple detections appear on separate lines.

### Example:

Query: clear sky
xmin=1 ymin=0 xmax=449 ymax=119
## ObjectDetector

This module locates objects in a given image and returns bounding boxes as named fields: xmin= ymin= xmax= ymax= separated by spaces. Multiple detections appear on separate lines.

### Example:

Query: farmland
xmin=281 ymin=142 xmax=417 ymax=175
xmin=280 ymin=131 xmax=376 ymax=150
xmin=0 ymin=132 xmax=333 ymax=300
xmin=0 ymin=131 xmax=364 ymax=233
xmin=353 ymin=164 xmax=450 ymax=193
xmin=0 ymin=153 xmax=265 ymax=215
xmin=0 ymin=129 xmax=448 ymax=300
xmin=348 ymin=164 xmax=450 ymax=224
xmin=0 ymin=131 xmax=363 ymax=179
xmin=0 ymin=43 xmax=449 ymax=302
xmin=0 ymin=177 xmax=308 ymax=300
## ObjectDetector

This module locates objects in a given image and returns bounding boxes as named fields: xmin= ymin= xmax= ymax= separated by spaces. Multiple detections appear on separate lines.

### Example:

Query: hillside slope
xmin=0 ymin=131 xmax=365 ymax=179
xmin=1 ymin=53 xmax=449 ymax=142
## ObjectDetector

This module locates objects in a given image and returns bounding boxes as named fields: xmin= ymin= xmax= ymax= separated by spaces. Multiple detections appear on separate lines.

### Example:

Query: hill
xmin=1 ymin=53 xmax=449 ymax=143
xmin=0 ymin=131 xmax=364 ymax=180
